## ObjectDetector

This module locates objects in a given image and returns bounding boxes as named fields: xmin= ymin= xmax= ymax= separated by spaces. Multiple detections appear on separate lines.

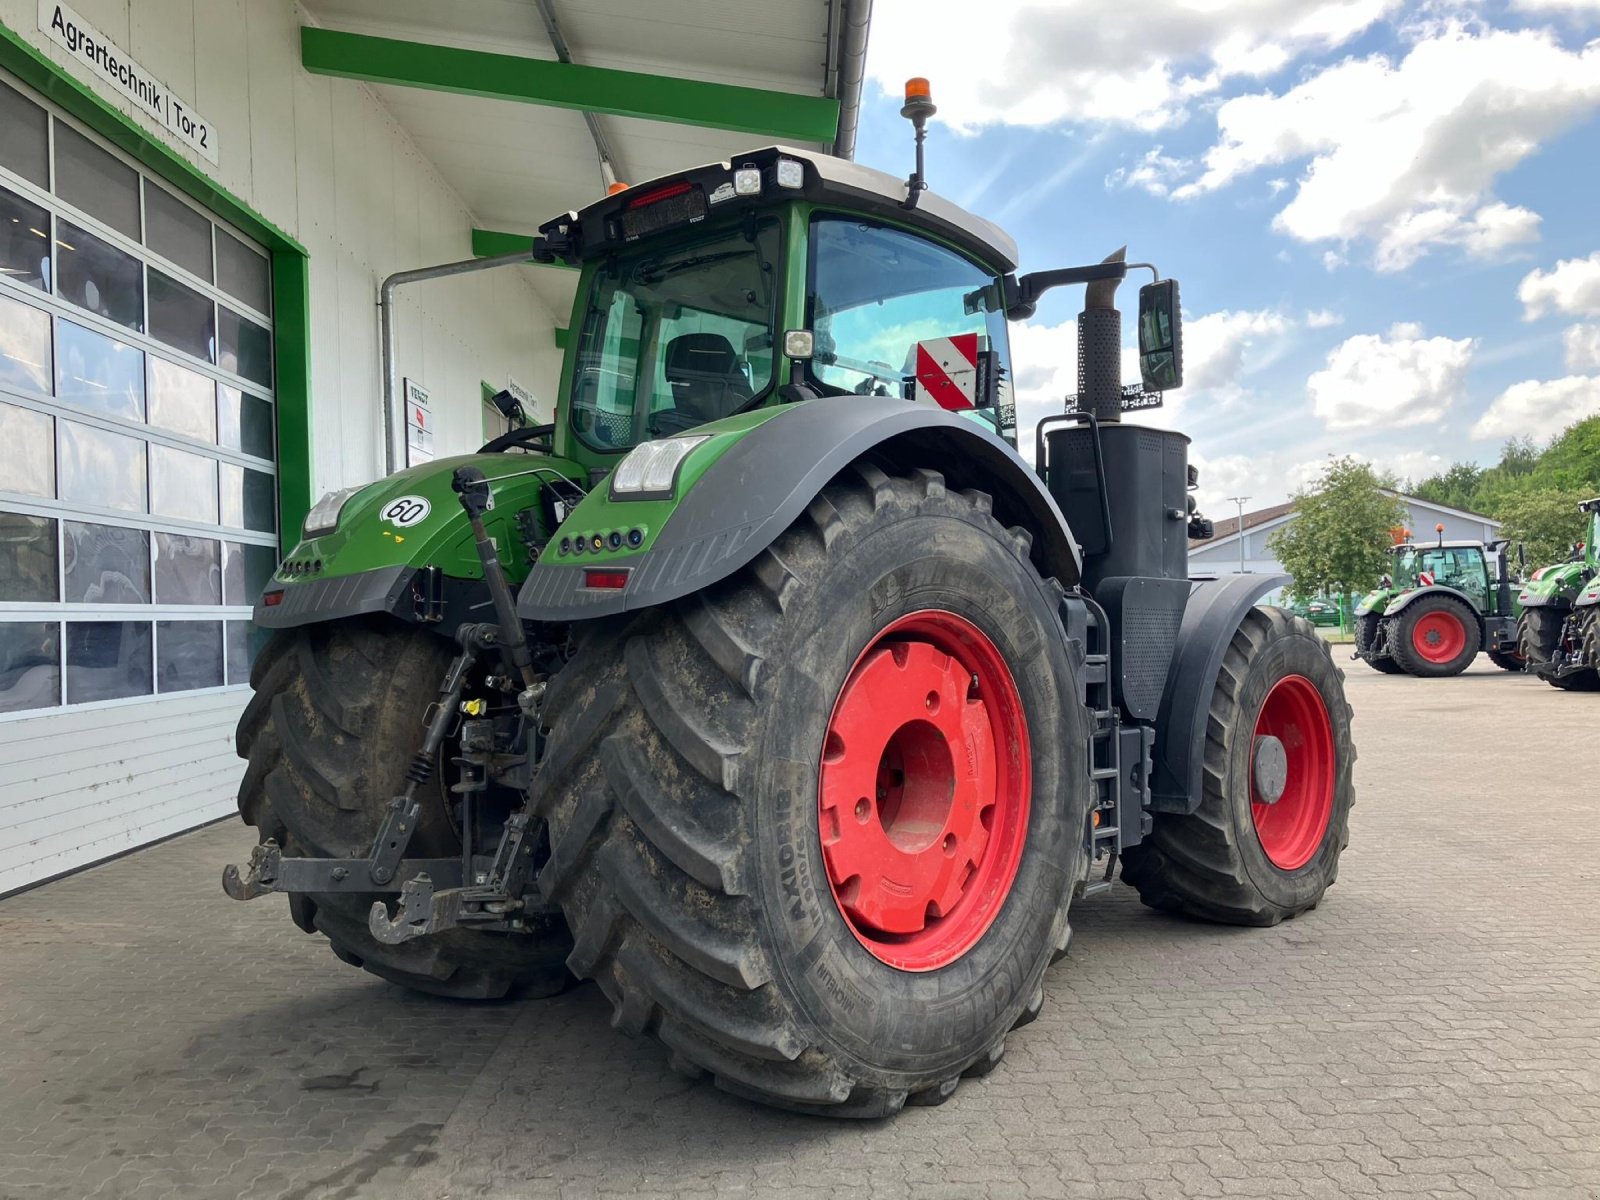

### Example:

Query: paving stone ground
xmin=3 ymin=657 xmax=1598 ymax=1199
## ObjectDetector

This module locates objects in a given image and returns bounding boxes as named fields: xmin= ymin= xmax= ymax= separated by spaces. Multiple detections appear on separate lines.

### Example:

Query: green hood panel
xmin=1354 ymin=587 xmax=1393 ymax=617
xmin=1518 ymin=561 xmax=1589 ymax=607
xmin=276 ymin=451 xmax=587 ymax=586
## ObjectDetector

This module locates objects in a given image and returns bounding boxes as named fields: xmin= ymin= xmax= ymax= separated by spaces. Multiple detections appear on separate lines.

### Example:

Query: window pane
xmin=218 ymin=385 xmax=273 ymax=458
xmin=149 ymin=443 xmax=218 ymax=524
xmin=143 ymin=181 xmax=212 ymax=282
xmin=153 ymin=532 xmax=220 ymax=604
xmin=56 ymin=321 xmax=144 ymax=420
xmin=0 ymin=80 xmax=49 ymax=187
xmin=66 ymin=620 xmax=152 ymax=703
xmin=0 ymin=621 xmax=59 ymax=713
xmin=0 ymin=185 xmax=51 ymax=291
xmin=59 ymin=421 xmax=147 ymax=512
xmin=148 ymin=357 xmax=216 ymax=442
xmin=224 ymin=619 xmax=268 ymax=685
xmin=157 ymin=620 xmax=223 ymax=692
xmin=148 ymin=268 xmax=214 ymax=362
xmin=64 ymin=521 xmax=150 ymax=604
xmin=55 ymin=220 xmax=144 ymax=332
xmin=0 ymin=401 xmax=55 ymax=497
xmin=222 ymin=540 xmax=276 ymax=606
xmin=0 ymin=512 xmax=58 ymax=602
xmin=53 ymin=122 xmax=140 ymax=240
xmin=217 ymin=305 xmax=271 ymax=387
xmin=0 ymin=292 xmax=52 ymax=395
xmin=216 ymin=229 xmax=269 ymax=313
xmin=219 ymin=462 xmax=275 ymax=532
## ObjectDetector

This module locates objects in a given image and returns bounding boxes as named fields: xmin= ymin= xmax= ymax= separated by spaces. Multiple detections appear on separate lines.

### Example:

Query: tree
xmin=1268 ymin=457 xmax=1410 ymax=602
xmin=1496 ymin=486 xmax=1592 ymax=568
xmin=1410 ymin=461 xmax=1483 ymax=512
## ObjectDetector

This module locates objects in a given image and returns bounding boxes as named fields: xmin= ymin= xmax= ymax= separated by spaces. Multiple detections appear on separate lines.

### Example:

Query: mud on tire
xmin=236 ymin=617 xmax=572 ymax=999
xmin=530 ymin=463 xmax=1088 ymax=1116
xmin=1120 ymin=608 xmax=1355 ymax=926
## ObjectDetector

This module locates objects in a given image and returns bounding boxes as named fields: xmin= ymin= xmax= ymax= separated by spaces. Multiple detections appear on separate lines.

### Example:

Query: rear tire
xmin=1355 ymin=613 xmax=1404 ymax=674
xmin=1121 ymin=608 xmax=1354 ymax=926
xmin=531 ymin=464 xmax=1087 ymax=1116
xmin=1486 ymin=647 xmax=1524 ymax=672
xmin=236 ymin=617 xmax=573 ymax=999
xmin=1389 ymin=595 xmax=1478 ymax=678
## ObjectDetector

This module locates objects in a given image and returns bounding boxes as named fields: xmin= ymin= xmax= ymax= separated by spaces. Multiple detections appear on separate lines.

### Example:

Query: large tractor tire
xmin=1121 ymin=608 xmax=1354 ymax=926
xmin=530 ymin=464 xmax=1087 ymax=1116
xmin=1519 ymin=608 xmax=1600 ymax=691
xmin=1389 ymin=594 xmax=1479 ymax=678
xmin=1486 ymin=646 xmax=1525 ymax=673
xmin=1354 ymin=613 xmax=1404 ymax=674
xmin=236 ymin=617 xmax=573 ymax=999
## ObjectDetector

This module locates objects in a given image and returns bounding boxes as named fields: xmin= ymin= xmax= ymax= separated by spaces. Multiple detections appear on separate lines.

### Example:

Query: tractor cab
xmin=1390 ymin=541 xmax=1492 ymax=609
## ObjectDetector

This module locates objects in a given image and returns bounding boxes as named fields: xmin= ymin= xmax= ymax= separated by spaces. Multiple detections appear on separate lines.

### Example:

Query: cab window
xmin=807 ymin=217 xmax=1014 ymax=438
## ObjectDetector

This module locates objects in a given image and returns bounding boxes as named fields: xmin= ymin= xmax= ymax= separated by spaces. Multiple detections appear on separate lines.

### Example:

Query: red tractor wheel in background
xmin=1121 ymin=608 xmax=1354 ymax=926
xmin=1390 ymin=595 xmax=1479 ymax=677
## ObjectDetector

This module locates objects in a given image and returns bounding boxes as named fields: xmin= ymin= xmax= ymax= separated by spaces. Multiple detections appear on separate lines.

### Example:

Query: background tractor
xmin=1353 ymin=534 xmax=1523 ymax=677
xmin=224 ymin=95 xmax=1356 ymax=1117
xmin=1518 ymin=497 xmax=1600 ymax=691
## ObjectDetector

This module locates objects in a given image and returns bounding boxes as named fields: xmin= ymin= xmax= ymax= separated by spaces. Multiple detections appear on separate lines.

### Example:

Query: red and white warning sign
xmin=913 ymin=333 xmax=980 ymax=410
xmin=1418 ymin=570 xmax=1435 ymax=587
xmin=405 ymin=377 xmax=433 ymax=465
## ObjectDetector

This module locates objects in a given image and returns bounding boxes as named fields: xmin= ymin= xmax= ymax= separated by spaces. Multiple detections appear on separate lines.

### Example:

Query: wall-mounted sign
xmin=404 ymin=378 xmax=432 ymax=465
xmin=39 ymin=1 xmax=219 ymax=165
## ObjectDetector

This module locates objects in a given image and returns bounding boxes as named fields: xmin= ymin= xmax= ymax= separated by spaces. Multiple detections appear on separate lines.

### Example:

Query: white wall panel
xmin=0 ymin=0 xmax=564 ymax=893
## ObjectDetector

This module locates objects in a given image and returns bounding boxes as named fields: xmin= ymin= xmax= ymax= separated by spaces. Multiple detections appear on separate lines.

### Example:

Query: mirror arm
xmin=1004 ymin=262 xmax=1128 ymax=320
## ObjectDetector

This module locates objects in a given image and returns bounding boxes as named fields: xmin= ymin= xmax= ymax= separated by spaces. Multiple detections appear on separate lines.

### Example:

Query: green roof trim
xmin=301 ymin=27 xmax=839 ymax=144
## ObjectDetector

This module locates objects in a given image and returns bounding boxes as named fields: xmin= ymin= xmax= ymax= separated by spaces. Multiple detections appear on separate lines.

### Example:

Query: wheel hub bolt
xmin=1252 ymin=735 xmax=1288 ymax=805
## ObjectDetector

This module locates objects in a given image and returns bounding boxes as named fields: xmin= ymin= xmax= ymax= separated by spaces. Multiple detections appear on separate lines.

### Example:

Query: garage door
xmin=0 ymin=71 xmax=276 ymax=892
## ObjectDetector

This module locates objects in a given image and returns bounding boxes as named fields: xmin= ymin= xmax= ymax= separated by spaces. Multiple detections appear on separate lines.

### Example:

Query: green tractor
xmin=223 ymin=103 xmax=1355 ymax=1116
xmin=1353 ymin=534 xmax=1523 ymax=677
xmin=1517 ymin=497 xmax=1600 ymax=691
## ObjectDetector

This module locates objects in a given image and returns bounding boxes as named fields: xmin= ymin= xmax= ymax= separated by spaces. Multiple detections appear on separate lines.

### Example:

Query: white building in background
xmin=1189 ymin=491 xmax=1503 ymax=596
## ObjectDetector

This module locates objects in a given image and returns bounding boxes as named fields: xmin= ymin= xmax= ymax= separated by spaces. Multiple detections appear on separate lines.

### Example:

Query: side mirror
xmin=488 ymin=388 xmax=526 ymax=428
xmin=1517 ymin=543 xmax=1527 ymax=570
xmin=1138 ymin=279 xmax=1183 ymax=391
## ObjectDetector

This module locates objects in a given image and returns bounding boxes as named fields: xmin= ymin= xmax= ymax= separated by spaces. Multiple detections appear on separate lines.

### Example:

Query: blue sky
xmin=852 ymin=0 xmax=1600 ymax=514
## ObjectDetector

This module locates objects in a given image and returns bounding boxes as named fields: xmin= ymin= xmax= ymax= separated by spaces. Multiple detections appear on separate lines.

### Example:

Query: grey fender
xmin=1149 ymin=573 xmax=1289 ymax=815
xmin=1381 ymin=584 xmax=1487 ymax=644
xmin=518 ymin=395 xmax=1082 ymax=621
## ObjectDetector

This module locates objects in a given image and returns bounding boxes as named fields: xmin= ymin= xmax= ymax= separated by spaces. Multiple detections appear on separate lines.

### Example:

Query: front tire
xmin=531 ymin=464 xmax=1087 ymax=1116
xmin=236 ymin=618 xmax=573 ymax=999
xmin=1520 ymin=608 xmax=1600 ymax=691
xmin=1390 ymin=595 xmax=1478 ymax=677
xmin=1121 ymin=608 xmax=1354 ymax=926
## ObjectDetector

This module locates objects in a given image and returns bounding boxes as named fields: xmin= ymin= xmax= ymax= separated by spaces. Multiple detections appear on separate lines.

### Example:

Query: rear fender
xmin=1519 ymin=563 xmax=1586 ymax=608
xmin=518 ymin=395 xmax=1081 ymax=621
xmin=1150 ymin=573 xmax=1289 ymax=815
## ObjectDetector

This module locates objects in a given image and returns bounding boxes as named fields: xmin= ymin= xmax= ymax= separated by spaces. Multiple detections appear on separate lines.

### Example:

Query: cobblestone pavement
xmin=3 ymin=658 xmax=1598 ymax=1199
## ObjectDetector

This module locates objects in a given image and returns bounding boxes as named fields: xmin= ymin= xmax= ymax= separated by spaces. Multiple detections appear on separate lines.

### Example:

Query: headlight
xmin=611 ymin=435 xmax=709 ymax=498
xmin=303 ymin=486 xmax=361 ymax=537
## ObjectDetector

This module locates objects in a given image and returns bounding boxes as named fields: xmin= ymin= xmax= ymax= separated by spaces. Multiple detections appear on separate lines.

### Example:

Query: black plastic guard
xmin=1149 ymin=573 xmax=1289 ymax=815
xmin=518 ymin=396 xmax=1082 ymax=622
xmin=253 ymin=564 xmax=416 ymax=628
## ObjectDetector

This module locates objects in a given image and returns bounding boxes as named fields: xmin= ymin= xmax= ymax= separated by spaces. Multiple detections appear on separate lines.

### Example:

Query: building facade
xmin=0 ymin=0 xmax=861 ymax=893
xmin=1189 ymin=491 xmax=1504 ymax=592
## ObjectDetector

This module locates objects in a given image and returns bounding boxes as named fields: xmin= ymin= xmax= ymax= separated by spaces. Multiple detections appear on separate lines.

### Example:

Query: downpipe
xmin=378 ymin=249 xmax=545 ymax=475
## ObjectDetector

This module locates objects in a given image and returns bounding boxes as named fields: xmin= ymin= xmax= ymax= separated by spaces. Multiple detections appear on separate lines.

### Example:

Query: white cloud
xmin=866 ymin=1 xmax=1397 ymax=132
xmin=1519 ymin=252 xmax=1600 ymax=319
xmin=1322 ymin=250 xmax=1347 ymax=271
xmin=1172 ymin=25 xmax=1600 ymax=269
xmin=1309 ymin=324 xmax=1476 ymax=429
xmin=1106 ymin=147 xmax=1190 ymax=197
xmin=1472 ymin=375 xmax=1600 ymax=439
xmin=1306 ymin=309 xmax=1343 ymax=328
xmin=1564 ymin=323 xmax=1600 ymax=371
xmin=1512 ymin=0 xmax=1600 ymax=12
xmin=1184 ymin=309 xmax=1294 ymax=389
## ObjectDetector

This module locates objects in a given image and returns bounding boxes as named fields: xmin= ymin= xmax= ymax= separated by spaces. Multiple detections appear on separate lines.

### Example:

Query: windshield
xmin=568 ymin=219 xmax=781 ymax=452
xmin=1393 ymin=546 xmax=1487 ymax=601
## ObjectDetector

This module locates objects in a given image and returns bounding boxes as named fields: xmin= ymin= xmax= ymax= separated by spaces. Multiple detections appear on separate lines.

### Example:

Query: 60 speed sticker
xmin=380 ymin=495 xmax=431 ymax=527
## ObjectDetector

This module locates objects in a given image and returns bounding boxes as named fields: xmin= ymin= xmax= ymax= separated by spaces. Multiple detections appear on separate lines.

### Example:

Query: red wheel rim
xmin=818 ymin=611 xmax=1030 ymax=972
xmin=1411 ymin=611 xmax=1466 ymax=663
xmin=1250 ymin=675 xmax=1335 ymax=871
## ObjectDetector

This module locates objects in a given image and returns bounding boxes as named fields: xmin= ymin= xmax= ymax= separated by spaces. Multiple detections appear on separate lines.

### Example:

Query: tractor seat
xmin=663 ymin=333 xmax=752 ymax=425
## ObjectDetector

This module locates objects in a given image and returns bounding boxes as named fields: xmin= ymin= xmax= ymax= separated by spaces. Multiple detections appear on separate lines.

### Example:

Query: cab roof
xmin=541 ymin=146 xmax=1019 ymax=274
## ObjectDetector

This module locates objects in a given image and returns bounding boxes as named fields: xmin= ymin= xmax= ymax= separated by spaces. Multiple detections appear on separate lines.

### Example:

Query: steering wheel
xmin=479 ymin=423 xmax=555 ymax=454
